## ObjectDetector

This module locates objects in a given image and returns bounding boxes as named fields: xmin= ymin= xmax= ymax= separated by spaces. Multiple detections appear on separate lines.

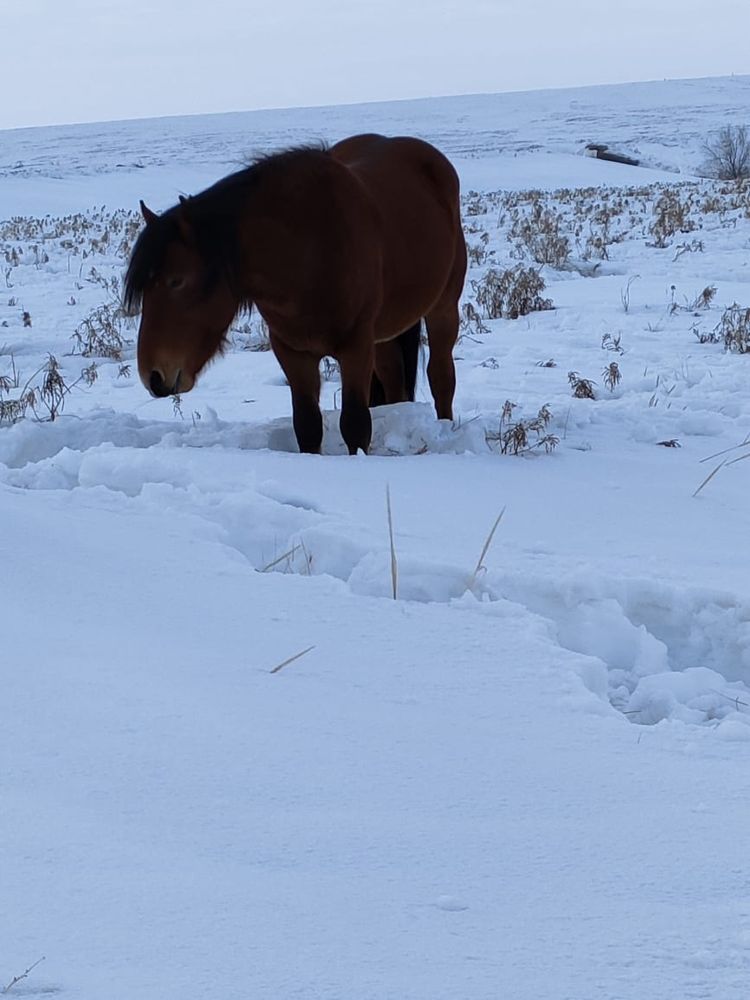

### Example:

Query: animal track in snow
xmin=5 ymin=411 xmax=750 ymax=734
xmin=497 ymin=574 xmax=750 ymax=731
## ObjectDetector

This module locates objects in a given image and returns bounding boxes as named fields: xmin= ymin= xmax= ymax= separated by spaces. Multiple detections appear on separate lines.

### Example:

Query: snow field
xmin=3 ymin=77 xmax=750 ymax=999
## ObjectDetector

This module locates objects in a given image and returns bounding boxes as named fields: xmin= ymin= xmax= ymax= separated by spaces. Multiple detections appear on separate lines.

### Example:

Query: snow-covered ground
xmin=3 ymin=76 xmax=750 ymax=999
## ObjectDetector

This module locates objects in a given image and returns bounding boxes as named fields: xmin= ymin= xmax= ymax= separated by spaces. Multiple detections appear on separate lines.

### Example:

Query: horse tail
xmin=369 ymin=321 xmax=421 ymax=406
xmin=401 ymin=320 xmax=421 ymax=402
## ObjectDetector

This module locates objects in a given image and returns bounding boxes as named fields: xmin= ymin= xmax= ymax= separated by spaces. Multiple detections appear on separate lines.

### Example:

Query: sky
xmin=2 ymin=0 xmax=748 ymax=130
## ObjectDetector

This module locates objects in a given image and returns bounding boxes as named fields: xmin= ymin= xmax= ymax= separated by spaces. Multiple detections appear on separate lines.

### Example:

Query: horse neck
xmin=231 ymin=184 xmax=296 ymax=304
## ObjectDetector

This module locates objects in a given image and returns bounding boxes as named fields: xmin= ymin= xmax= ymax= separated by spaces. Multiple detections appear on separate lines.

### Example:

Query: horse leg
xmin=338 ymin=340 xmax=375 ymax=455
xmin=373 ymin=338 xmax=406 ymax=403
xmin=369 ymin=368 xmax=386 ymax=408
xmin=373 ymin=321 xmax=421 ymax=404
xmin=270 ymin=335 xmax=323 ymax=454
xmin=424 ymin=304 xmax=458 ymax=420
xmin=424 ymin=238 xmax=465 ymax=421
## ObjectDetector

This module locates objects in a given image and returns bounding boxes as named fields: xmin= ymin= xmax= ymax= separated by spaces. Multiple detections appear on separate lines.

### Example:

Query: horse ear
xmin=175 ymin=200 xmax=194 ymax=244
xmin=139 ymin=200 xmax=158 ymax=225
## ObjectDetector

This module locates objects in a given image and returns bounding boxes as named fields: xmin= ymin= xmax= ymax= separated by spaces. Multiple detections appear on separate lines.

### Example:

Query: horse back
xmin=330 ymin=134 xmax=460 ymax=216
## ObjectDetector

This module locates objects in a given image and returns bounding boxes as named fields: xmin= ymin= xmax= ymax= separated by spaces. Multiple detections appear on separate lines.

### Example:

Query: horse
xmin=124 ymin=133 xmax=467 ymax=455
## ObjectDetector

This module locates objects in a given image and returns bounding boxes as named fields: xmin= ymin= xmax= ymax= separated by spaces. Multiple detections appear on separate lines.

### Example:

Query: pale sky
xmin=2 ymin=0 xmax=748 ymax=130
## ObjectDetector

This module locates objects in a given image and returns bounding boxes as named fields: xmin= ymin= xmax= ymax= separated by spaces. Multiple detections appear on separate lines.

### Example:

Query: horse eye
xmin=166 ymin=275 xmax=186 ymax=291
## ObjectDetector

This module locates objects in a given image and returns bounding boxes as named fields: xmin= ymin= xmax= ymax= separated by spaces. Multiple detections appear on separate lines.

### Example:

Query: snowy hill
xmin=2 ymin=76 xmax=750 ymax=1000
xmin=3 ymin=74 xmax=750 ymax=215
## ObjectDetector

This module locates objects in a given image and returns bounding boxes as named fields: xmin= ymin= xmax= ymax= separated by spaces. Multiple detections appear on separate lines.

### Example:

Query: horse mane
xmin=245 ymin=141 xmax=329 ymax=176
xmin=123 ymin=143 xmax=330 ymax=315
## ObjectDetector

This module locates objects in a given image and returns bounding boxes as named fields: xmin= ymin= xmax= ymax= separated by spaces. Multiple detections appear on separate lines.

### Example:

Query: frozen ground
xmin=2 ymin=76 xmax=750 ymax=999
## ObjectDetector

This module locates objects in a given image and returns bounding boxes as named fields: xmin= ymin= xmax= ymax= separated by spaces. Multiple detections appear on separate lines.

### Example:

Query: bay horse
xmin=124 ymin=133 xmax=466 ymax=455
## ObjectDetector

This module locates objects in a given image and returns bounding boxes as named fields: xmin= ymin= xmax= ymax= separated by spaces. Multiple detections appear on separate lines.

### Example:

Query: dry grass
xmin=602 ymin=362 xmax=621 ymax=392
xmin=568 ymin=372 xmax=596 ymax=399
xmin=693 ymin=435 xmax=750 ymax=496
xmin=716 ymin=304 xmax=750 ymax=353
xmin=0 ymin=354 xmax=97 ymax=425
xmin=620 ymin=275 xmax=639 ymax=313
xmin=269 ymin=645 xmax=316 ymax=674
xmin=693 ymin=459 xmax=728 ymax=498
xmin=487 ymin=401 xmax=558 ymax=455
xmin=601 ymin=332 xmax=624 ymax=354
xmin=2 ymin=957 xmax=45 ymax=995
xmin=386 ymin=485 xmax=398 ymax=600
xmin=509 ymin=200 xmax=571 ymax=267
xmin=471 ymin=266 xmax=553 ymax=320
xmin=468 ymin=507 xmax=506 ymax=591
xmin=71 ymin=302 xmax=129 ymax=360
xmin=232 ymin=316 xmax=271 ymax=352
xmin=261 ymin=545 xmax=301 ymax=573
xmin=459 ymin=301 xmax=490 ymax=337
xmin=648 ymin=190 xmax=697 ymax=248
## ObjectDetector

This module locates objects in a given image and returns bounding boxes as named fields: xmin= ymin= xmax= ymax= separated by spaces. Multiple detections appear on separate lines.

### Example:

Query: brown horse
xmin=125 ymin=133 xmax=466 ymax=455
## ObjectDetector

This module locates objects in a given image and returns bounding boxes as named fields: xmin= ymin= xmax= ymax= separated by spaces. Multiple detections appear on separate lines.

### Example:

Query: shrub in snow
xmin=471 ymin=265 xmax=553 ymax=320
xmin=509 ymin=199 xmax=571 ymax=267
xmin=463 ymin=191 xmax=489 ymax=216
xmin=568 ymin=371 xmax=596 ymax=399
xmin=0 ymin=354 xmax=97 ymax=425
xmin=486 ymin=400 xmax=558 ymax=455
xmin=459 ymin=301 xmax=490 ymax=337
xmin=466 ymin=231 xmax=492 ymax=265
xmin=70 ymin=267 xmax=133 ymax=361
xmin=71 ymin=302 xmax=128 ymax=360
xmin=648 ymin=189 xmax=697 ymax=248
xmin=602 ymin=362 xmax=621 ymax=392
xmin=232 ymin=316 xmax=271 ymax=352
xmin=702 ymin=125 xmax=750 ymax=181
xmin=716 ymin=303 xmax=750 ymax=353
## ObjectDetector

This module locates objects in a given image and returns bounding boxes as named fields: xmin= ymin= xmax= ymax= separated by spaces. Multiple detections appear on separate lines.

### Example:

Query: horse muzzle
xmin=148 ymin=368 xmax=183 ymax=397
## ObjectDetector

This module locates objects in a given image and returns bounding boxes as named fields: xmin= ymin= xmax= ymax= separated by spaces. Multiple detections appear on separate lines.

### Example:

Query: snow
xmin=3 ymin=75 xmax=750 ymax=999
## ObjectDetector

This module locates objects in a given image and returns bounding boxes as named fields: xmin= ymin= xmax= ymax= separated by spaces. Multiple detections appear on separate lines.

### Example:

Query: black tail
xmin=401 ymin=320 xmax=421 ymax=402
xmin=369 ymin=321 xmax=421 ymax=407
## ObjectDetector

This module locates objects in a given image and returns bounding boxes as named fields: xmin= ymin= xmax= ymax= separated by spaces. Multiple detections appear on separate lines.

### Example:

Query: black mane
xmin=123 ymin=143 xmax=330 ymax=315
